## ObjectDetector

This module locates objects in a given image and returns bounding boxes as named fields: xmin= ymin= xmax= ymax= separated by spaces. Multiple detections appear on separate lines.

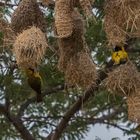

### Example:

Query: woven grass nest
xmin=11 ymin=0 xmax=46 ymax=34
xmin=58 ymin=9 xmax=97 ymax=88
xmin=13 ymin=26 xmax=48 ymax=69
xmin=58 ymin=8 xmax=85 ymax=71
xmin=127 ymin=94 xmax=140 ymax=123
xmin=104 ymin=0 xmax=140 ymax=46
xmin=104 ymin=61 xmax=140 ymax=96
xmin=55 ymin=0 xmax=94 ymax=38
xmin=79 ymin=0 xmax=95 ymax=18
xmin=0 ymin=18 xmax=15 ymax=47
xmin=65 ymin=50 xmax=97 ymax=88
xmin=55 ymin=0 xmax=74 ymax=38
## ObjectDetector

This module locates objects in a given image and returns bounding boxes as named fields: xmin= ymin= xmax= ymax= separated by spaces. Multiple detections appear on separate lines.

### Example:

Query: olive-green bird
xmin=25 ymin=68 xmax=43 ymax=102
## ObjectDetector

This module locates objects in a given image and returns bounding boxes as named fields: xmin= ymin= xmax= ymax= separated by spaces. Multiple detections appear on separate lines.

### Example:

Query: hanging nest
xmin=58 ymin=8 xmax=85 ymax=71
xmin=55 ymin=0 xmax=74 ymax=38
xmin=41 ymin=0 xmax=55 ymax=8
xmin=104 ymin=0 xmax=140 ymax=46
xmin=11 ymin=0 xmax=46 ymax=34
xmin=127 ymin=94 xmax=140 ymax=123
xmin=65 ymin=50 xmax=97 ymax=88
xmin=79 ymin=0 xmax=95 ymax=18
xmin=13 ymin=26 xmax=48 ymax=69
xmin=104 ymin=61 xmax=140 ymax=96
xmin=58 ymin=9 xmax=97 ymax=88
xmin=0 ymin=18 xmax=15 ymax=47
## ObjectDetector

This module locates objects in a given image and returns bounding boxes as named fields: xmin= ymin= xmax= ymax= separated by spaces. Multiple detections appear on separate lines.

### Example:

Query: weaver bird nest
xmin=58 ymin=9 xmax=97 ymax=88
xmin=127 ymin=94 xmax=140 ymax=123
xmin=104 ymin=61 xmax=140 ymax=96
xmin=55 ymin=0 xmax=94 ymax=38
xmin=0 ymin=18 xmax=15 ymax=47
xmin=65 ymin=50 xmax=97 ymax=88
xmin=13 ymin=26 xmax=48 ymax=69
xmin=104 ymin=0 xmax=140 ymax=46
xmin=11 ymin=0 xmax=46 ymax=34
xmin=55 ymin=0 xmax=73 ymax=38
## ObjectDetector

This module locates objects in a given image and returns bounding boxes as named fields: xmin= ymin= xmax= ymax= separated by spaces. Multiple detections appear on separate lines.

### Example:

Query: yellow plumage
xmin=25 ymin=68 xmax=43 ymax=102
xmin=112 ymin=46 xmax=128 ymax=65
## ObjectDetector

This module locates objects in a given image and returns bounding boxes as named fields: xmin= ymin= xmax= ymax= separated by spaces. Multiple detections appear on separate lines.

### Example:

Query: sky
xmin=84 ymin=124 xmax=135 ymax=140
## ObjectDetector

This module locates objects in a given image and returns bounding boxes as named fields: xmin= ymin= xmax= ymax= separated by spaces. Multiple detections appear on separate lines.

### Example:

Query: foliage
xmin=0 ymin=0 xmax=140 ymax=140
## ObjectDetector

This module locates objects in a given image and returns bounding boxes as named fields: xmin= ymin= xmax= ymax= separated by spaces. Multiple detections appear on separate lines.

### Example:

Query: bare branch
xmin=5 ymin=114 xmax=35 ymax=140
xmin=17 ymin=84 xmax=64 ymax=118
xmin=0 ymin=104 xmax=5 ymax=114
xmin=45 ymin=70 xmax=107 ymax=140
xmin=0 ymin=104 xmax=35 ymax=140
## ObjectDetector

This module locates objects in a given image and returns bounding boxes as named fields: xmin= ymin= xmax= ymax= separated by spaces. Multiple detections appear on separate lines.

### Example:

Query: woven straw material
xmin=58 ymin=9 xmax=97 ymax=88
xmin=65 ymin=50 xmax=97 ymax=88
xmin=79 ymin=0 xmax=94 ymax=18
xmin=104 ymin=61 xmax=140 ymax=96
xmin=11 ymin=0 xmax=46 ymax=34
xmin=58 ymin=8 xmax=86 ymax=71
xmin=55 ymin=0 xmax=74 ymax=38
xmin=104 ymin=0 xmax=140 ymax=46
xmin=127 ymin=94 xmax=140 ymax=123
xmin=41 ymin=0 xmax=55 ymax=7
xmin=0 ymin=19 xmax=15 ymax=47
xmin=13 ymin=26 xmax=48 ymax=69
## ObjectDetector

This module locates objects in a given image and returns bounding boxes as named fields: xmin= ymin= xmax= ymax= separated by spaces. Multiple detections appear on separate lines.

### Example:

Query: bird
xmin=112 ymin=46 xmax=128 ymax=65
xmin=25 ymin=68 xmax=43 ymax=102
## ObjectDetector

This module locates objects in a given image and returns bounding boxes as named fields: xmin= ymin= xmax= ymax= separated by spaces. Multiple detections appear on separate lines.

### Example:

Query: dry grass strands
xmin=58 ymin=9 xmax=97 ymax=88
xmin=58 ymin=8 xmax=85 ymax=71
xmin=41 ymin=0 xmax=55 ymax=7
xmin=104 ymin=0 xmax=140 ymax=46
xmin=0 ymin=18 xmax=16 ymax=47
xmin=11 ymin=0 xmax=46 ymax=34
xmin=79 ymin=0 xmax=95 ymax=18
xmin=127 ymin=94 xmax=140 ymax=123
xmin=13 ymin=26 xmax=48 ymax=69
xmin=55 ymin=0 xmax=74 ymax=38
xmin=65 ymin=51 xmax=97 ymax=88
xmin=104 ymin=61 xmax=140 ymax=96
xmin=104 ymin=0 xmax=127 ymax=46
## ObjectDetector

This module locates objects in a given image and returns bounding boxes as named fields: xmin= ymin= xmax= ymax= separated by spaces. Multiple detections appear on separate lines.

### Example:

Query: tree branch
xmin=1 ymin=105 xmax=35 ymax=140
xmin=0 ymin=104 xmax=5 ymax=114
xmin=7 ymin=115 xmax=35 ymax=140
xmin=17 ymin=84 xmax=64 ymax=118
xmin=45 ymin=70 xmax=107 ymax=140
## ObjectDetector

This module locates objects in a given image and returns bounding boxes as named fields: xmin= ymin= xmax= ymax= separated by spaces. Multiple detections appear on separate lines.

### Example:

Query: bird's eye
xmin=114 ymin=46 xmax=122 ymax=51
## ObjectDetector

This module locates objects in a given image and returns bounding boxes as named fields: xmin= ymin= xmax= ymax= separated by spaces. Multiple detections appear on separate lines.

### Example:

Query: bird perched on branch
xmin=112 ymin=46 xmax=128 ymax=65
xmin=25 ymin=68 xmax=43 ymax=102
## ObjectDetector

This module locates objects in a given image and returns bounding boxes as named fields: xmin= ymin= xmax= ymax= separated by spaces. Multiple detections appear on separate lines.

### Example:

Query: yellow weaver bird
xmin=112 ymin=46 xmax=128 ymax=65
xmin=25 ymin=68 xmax=43 ymax=102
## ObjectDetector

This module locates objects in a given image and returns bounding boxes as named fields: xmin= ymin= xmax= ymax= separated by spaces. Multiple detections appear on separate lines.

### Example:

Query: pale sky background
xmin=84 ymin=124 xmax=135 ymax=140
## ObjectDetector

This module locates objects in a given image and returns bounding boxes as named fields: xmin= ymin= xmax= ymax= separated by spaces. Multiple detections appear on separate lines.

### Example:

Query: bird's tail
xmin=36 ymin=90 xmax=43 ymax=103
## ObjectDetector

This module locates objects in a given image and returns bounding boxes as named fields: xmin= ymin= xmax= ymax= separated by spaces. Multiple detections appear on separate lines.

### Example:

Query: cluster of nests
xmin=11 ymin=0 xmax=48 ymax=69
xmin=2 ymin=0 xmax=140 ymax=123
xmin=103 ymin=0 xmax=140 ymax=123
xmin=103 ymin=61 xmax=140 ymax=123
xmin=0 ymin=0 xmax=97 ymax=88
xmin=55 ymin=0 xmax=97 ymax=88
xmin=104 ymin=0 xmax=140 ymax=46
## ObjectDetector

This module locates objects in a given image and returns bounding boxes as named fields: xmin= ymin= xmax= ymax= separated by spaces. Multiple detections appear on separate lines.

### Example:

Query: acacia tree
xmin=0 ymin=0 xmax=140 ymax=140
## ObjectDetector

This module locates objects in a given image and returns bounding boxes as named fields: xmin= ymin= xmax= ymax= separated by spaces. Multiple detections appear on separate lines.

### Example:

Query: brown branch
xmin=87 ymin=106 xmax=125 ymax=124
xmin=17 ymin=84 xmax=64 ymax=118
xmin=45 ymin=70 xmax=107 ymax=140
xmin=1 ymin=105 xmax=35 ymax=140
xmin=0 ymin=104 xmax=5 ymax=114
